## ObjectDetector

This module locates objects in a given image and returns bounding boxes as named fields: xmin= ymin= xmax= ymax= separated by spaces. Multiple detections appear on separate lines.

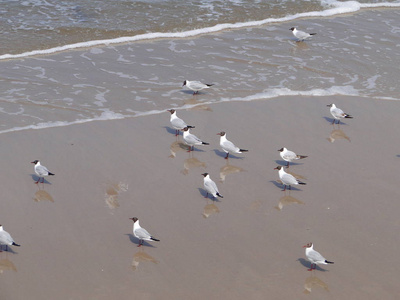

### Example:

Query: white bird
xmin=274 ymin=166 xmax=306 ymax=191
xmin=182 ymin=80 xmax=214 ymax=95
xmin=130 ymin=217 xmax=160 ymax=247
xmin=31 ymin=160 xmax=54 ymax=184
xmin=0 ymin=225 xmax=20 ymax=252
xmin=183 ymin=127 xmax=209 ymax=152
xmin=303 ymin=242 xmax=334 ymax=271
xmin=167 ymin=109 xmax=195 ymax=136
xmin=217 ymin=131 xmax=248 ymax=159
xmin=202 ymin=173 xmax=223 ymax=199
xmin=290 ymin=27 xmax=316 ymax=41
xmin=278 ymin=147 xmax=307 ymax=167
xmin=327 ymin=104 xmax=353 ymax=124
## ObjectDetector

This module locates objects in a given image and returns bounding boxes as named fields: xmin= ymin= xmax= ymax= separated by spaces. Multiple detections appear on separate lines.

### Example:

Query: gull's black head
xmin=202 ymin=173 xmax=209 ymax=177
xmin=290 ymin=27 xmax=296 ymax=31
xmin=130 ymin=217 xmax=139 ymax=223
xmin=182 ymin=80 xmax=187 ymax=87
xmin=31 ymin=160 xmax=39 ymax=164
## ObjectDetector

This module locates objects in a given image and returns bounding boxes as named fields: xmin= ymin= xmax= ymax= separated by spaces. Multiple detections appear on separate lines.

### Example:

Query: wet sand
xmin=0 ymin=95 xmax=399 ymax=299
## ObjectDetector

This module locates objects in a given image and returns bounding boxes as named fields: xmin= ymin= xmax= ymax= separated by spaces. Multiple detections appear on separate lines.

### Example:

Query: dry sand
xmin=0 ymin=95 xmax=399 ymax=299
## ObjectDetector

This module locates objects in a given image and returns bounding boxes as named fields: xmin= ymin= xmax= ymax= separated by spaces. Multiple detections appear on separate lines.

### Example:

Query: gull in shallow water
xmin=278 ymin=147 xmax=307 ymax=167
xmin=202 ymin=173 xmax=223 ymax=200
xmin=31 ymin=160 xmax=54 ymax=184
xmin=183 ymin=127 xmax=209 ymax=152
xmin=327 ymin=103 xmax=353 ymax=124
xmin=167 ymin=109 xmax=195 ymax=136
xmin=0 ymin=225 xmax=20 ymax=252
xmin=303 ymin=242 xmax=334 ymax=271
xmin=274 ymin=166 xmax=306 ymax=191
xmin=217 ymin=131 xmax=248 ymax=159
xmin=130 ymin=217 xmax=160 ymax=247
xmin=182 ymin=80 xmax=214 ymax=95
xmin=290 ymin=27 xmax=316 ymax=41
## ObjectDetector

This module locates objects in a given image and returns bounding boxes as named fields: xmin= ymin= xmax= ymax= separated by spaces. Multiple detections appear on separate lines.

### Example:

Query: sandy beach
xmin=0 ymin=95 xmax=399 ymax=299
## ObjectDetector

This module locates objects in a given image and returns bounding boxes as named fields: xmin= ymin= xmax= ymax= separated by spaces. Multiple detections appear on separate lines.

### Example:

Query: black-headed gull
xmin=202 ymin=173 xmax=223 ymax=199
xmin=31 ymin=160 xmax=54 ymax=184
xmin=167 ymin=109 xmax=195 ymax=136
xmin=290 ymin=27 xmax=316 ymax=41
xmin=327 ymin=104 xmax=353 ymax=124
xmin=217 ymin=131 xmax=248 ymax=159
xmin=183 ymin=80 xmax=214 ymax=95
xmin=303 ymin=242 xmax=334 ymax=271
xmin=274 ymin=166 xmax=306 ymax=191
xmin=278 ymin=147 xmax=307 ymax=167
xmin=0 ymin=225 xmax=20 ymax=252
xmin=183 ymin=127 xmax=209 ymax=152
xmin=130 ymin=217 xmax=160 ymax=247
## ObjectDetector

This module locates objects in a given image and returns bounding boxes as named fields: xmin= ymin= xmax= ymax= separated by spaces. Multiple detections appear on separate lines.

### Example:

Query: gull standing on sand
xmin=183 ymin=127 xmax=209 ymax=151
xmin=327 ymin=104 xmax=353 ymax=124
xmin=31 ymin=160 xmax=54 ymax=183
xmin=303 ymin=242 xmax=334 ymax=271
xmin=217 ymin=131 xmax=248 ymax=159
xmin=274 ymin=166 xmax=306 ymax=191
xmin=0 ymin=225 xmax=20 ymax=252
xmin=130 ymin=217 xmax=160 ymax=247
xmin=278 ymin=147 xmax=307 ymax=167
xmin=202 ymin=173 xmax=223 ymax=199
xmin=167 ymin=109 xmax=195 ymax=136
xmin=290 ymin=27 xmax=316 ymax=41
xmin=182 ymin=80 xmax=214 ymax=95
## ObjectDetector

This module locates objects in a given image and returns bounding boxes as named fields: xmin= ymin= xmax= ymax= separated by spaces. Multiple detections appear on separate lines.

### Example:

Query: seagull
xmin=182 ymin=80 xmax=214 ymax=95
xmin=274 ymin=166 xmax=306 ymax=191
xmin=0 ymin=225 xmax=20 ymax=252
xmin=130 ymin=217 xmax=160 ymax=247
xmin=278 ymin=147 xmax=307 ymax=167
xmin=202 ymin=173 xmax=223 ymax=199
xmin=31 ymin=160 xmax=54 ymax=184
xmin=217 ymin=131 xmax=248 ymax=159
xmin=327 ymin=104 xmax=353 ymax=124
xmin=167 ymin=109 xmax=195 ymax=136
xmin=183 ymin=127 xmax=209 ymax=152
xmin=303 ymin=242 xmax=334 ymax=271
xmin=290 ymin=27 xmax=316 ymax=41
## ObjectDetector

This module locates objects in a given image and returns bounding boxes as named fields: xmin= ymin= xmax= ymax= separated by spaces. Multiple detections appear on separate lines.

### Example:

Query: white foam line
xmin=2 ymin=1 xmax=399 ymax=60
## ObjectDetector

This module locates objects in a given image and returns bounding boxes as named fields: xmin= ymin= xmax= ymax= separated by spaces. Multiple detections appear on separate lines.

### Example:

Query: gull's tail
xmin=187 ymin=125 xmax=195 ymax=129
xmin=325 ymin=260 xmax=334 ymax=264
xmin=12 ymin=242 xmax=20 ymax=247
xmin=240 ymin=149 xmax=249 ymax=152
xmin=298 ymin=181 xmax=306 ymax=185
xmin=297 ymin=155 xmax=308 ymax=159
xmin=310 ymin=33 xmax=317 ymax=35
xmin=48 ymin=172 xmax=55 ymax=176
xmin=217 ymin=193 xmax=223 ymax=198
xmin=150 ymin=237 xmax=160 ymax=242
xmin=202 ymin=142 xmax=209 ymax=145
xmin=206 ymin=84 xmax=214 ymax=87
xmin=344 ymin=114 xmax=353 ymax=119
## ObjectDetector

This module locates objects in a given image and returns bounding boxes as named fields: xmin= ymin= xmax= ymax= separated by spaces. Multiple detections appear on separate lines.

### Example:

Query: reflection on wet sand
xmin=169 ymin=140 xmax=190 ymax=158
xmin=202 ymin=201 xmax=220 ymax=218
xmin=219 ymin=161 xmax=246 ymax=182
xmin=33 ymin=186 xmax=54 ymax=203
xmin=303 ymin=273 xmax=329 ymax=294
xmin=185 ymin=97 xmax=212 ymax=112
xmin=275 ymin=193 xmax=304 ymax=211
xmin=105 ymin=182 xmax=128 ymax=209
xmin=327 ymin=126 xmax=351 ymax=143
xmin=181 ymin=157 xmax=206 ymax=175
xmin=0 ymin=258 xmax=17 ymax=273
xmin=132 ymin=248 xmax=159 ymax=271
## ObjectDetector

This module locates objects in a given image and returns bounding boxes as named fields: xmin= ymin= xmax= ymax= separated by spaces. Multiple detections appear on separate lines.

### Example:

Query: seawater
xmin=0 ymin=0 xmax=400 ymax=134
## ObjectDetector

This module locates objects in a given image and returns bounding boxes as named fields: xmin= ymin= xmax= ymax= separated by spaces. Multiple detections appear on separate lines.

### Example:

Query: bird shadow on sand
xmin=269 ymin=180 xmax=303 ymax=191
xmin=125 ymin=234 xmax=157 ymax=248
xmin=0 ymin=246 xmax=19 ymax=254
xmin=163 ymin=126 xmax=179 ymax=135
xmin=298 ymin=258 xmax=329 ymax=272
xmin=323 ymin=116 xmax=349 ymax=125
xmin=30 ymin=174 xmax=52 ymax=185
xmin=213 ymin=149 xmax=245 ymax=160
xmin=181 ymin=90 xmax=209 ymax=95
xmin=198 ymin=188 xmax=221 ymax=202
xmin=274 ymin=160 xmax=303 ymax=167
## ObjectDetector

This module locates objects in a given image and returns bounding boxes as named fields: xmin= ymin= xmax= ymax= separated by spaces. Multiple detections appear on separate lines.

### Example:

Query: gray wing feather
xmin=308 ymin=250 xmax=325 ymax=262
xmin=36 ymin=165 xmax=49 ymax=176
xmin=135 ymin=228 xmax=151 ymax=240
xmin=331 ymin=107 xmax=345 ymax=118
xmin=222 ymin=140 xmax=240 ymax=153
xmin=0 ymin=231 xmax=14 ymax=245
xmin=171 ymin=118 xmax=187 ymax=129
xmin=281 ymin=173 xmax=299 ymax=185
xmin=185 ymin=134 xmax=202 ymax=145
xmin=283 ymin=151 xmax=297 ymax=161
xmin=204 ymin=179 xmax=219 ymax=195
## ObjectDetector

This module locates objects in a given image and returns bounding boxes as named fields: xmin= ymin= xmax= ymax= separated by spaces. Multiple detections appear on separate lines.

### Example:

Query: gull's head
xmin=167 ymin=109 xmax=176 ymax=114
xmin=182 ymin=80 xmax=187 ymax=87
xmin=183 ymin=127 xmax=190 ymax=132
xmin=290 ymin=27 xmax=296 ymax=32
xmin=303 ymin=242 xmax=313 ymax=248
xmin=217 ymin=131 xmax=226 ymax=136
xmin=277 ymin=148 xmax=284 ymax=152
xmin=201 ymin=173 xmax=209 ymax=178
xmin=31 ymin=160 xmax=39 ymax=165
xmin=274 ymin=166 xmax=283 ymax=170
xmin=327 ymin=104 xmax=335 ymax=108
xmin=130 ymin=217 xmax=139 ymax=223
